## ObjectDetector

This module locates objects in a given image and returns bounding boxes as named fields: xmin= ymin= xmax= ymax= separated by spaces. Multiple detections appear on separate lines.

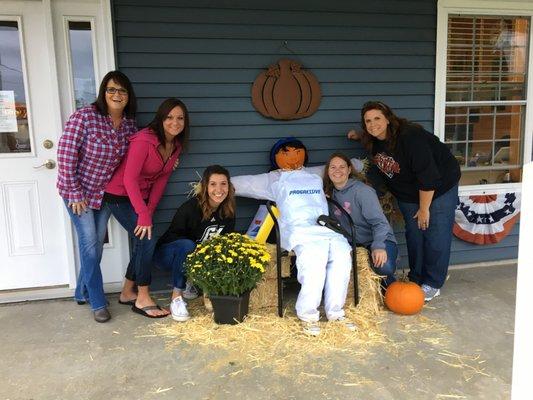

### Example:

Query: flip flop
xmin=131 ymin=304 xmax=169 ymax=319
xmin=118 ymin=298 xmax=136 ymax=306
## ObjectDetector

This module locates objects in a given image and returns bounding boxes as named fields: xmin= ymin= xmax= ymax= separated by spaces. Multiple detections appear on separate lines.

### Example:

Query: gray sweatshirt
xmin=331 ymin=179 xmax=396 ymax=250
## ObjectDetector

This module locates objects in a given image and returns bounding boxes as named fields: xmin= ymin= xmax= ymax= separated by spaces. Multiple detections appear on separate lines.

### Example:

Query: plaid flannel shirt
xmin=56 ymin=105 xmax=137 ymax=209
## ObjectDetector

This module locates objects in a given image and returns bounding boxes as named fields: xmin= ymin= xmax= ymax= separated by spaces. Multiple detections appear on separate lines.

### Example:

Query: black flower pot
xmin=209 ymin=291 xmax=251 ymax=325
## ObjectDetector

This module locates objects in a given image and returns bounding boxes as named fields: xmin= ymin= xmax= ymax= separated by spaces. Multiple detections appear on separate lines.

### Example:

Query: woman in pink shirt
xmin=103 ymin=98 xmax=189 ymax=318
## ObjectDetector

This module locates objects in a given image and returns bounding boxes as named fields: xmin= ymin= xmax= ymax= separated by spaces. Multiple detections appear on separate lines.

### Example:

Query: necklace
xmin=159 ymin=142 xmax=174 ymax=162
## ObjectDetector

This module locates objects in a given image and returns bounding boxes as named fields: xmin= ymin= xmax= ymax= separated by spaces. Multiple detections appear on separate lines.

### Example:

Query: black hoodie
xmin=371 ymin=124 xmax=461 ymax=203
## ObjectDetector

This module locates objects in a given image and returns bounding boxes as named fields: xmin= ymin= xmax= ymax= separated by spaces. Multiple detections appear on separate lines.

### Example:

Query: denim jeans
xmin=64 ymin=199 xmax=111 ymax=311
xmin=369 ymin=239 xmax=398 ymax=288
xmin=102 ymin=200 xmax=156 ymax=286
xmin=153 ymin=239 xmax=197 ymax=291
xmin=397 ymin=184 xmax=458 ymax=289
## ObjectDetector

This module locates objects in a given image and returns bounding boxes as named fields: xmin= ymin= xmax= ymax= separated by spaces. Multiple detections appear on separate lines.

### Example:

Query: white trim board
xmin=458 ymin=183 xmax=522 ymax=196
xmin=439 ymin=0 xmax=533 ymax=12
xmin=0 ymin=282 xmax=124 ymax=304
xmin=448 ymin=259 xmax=517 ymax=270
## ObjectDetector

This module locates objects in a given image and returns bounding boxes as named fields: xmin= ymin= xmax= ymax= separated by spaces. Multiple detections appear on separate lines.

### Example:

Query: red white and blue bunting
xmin=453 ymin=193 xmax=521 ymax=245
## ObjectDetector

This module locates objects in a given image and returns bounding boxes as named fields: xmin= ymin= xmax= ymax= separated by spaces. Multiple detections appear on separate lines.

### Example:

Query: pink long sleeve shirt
xmin=105 ymin=127 xmax=181 ymax=226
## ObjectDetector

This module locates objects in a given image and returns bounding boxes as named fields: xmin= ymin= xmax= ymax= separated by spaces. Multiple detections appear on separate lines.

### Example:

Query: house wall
xmin=112 ymin=0 xmax=518 ymax=266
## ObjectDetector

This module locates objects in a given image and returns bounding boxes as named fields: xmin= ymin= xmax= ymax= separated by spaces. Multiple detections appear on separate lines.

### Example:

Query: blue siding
xmin=392 ymin=221 xmax=519 ymax=267
xmin=112 ymin=0 xmax=518 ymax=265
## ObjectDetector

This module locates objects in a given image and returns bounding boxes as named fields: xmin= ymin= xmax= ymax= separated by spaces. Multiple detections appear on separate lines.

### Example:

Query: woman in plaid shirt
xmin=57 ymin=71 xmax=137 ymax=323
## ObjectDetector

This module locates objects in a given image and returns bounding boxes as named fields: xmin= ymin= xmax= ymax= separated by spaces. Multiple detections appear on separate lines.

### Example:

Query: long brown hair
xmin=197 ymin=165 xmax=235 ymax=220
xmin=323 ymin=152 xmax=366 ymax=197
xmin=147 ymin=98 xmax=190 ymax=150
xmin=359 ymin=101 xmax=410 ymax=153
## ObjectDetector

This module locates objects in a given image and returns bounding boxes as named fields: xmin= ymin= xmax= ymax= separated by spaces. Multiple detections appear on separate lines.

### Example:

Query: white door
xmin=0 ymin=1 xmax=71 ymax=290
xmin=0 ymin=0 xmax=128 ymax=296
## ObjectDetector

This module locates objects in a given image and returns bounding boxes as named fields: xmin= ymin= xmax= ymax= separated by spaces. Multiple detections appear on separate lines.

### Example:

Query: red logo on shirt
xmin=374 ymin=152 xmax=400 ymax=178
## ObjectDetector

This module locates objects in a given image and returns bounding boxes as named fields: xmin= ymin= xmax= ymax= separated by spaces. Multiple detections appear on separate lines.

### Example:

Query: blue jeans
xmin=64 ymin=199 xmax=111 ymax=311
xmin=397 ymin=184 xmax=458 ymax=289
xmin=153 ymin=239 xmax=197 ymax=291
xmin=103 ymin=200 xmax=156 ymax=286
xmin=369 ymin=239 xmax=398 ymax=288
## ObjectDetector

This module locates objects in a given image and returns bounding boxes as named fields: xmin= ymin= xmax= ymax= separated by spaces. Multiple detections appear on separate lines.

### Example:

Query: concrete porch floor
xmin=1 ymin=264 xmax=516 ymax=400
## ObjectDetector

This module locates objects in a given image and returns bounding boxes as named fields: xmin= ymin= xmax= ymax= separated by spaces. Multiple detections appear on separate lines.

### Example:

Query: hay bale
xmin=249 ymin=278 xmax=277 ymax=311
xmin=345 ymin=247 xmax=383 ymax=314
xmin=264 ymin=243 xmax=291 ymax=279
xmin=249 ymin=244 xmax=288 ymax=311
xmin=250 ymin=245 xmax=382 ymax=313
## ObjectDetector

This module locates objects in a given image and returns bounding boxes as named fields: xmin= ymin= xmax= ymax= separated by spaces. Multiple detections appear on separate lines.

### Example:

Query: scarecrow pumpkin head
xmin=269 ymin=137 xmax=308 ymax=171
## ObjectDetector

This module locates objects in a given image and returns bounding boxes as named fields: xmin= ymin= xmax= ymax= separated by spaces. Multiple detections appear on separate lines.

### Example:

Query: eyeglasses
xmin=106 ymin=87 xmax=128 ymax=96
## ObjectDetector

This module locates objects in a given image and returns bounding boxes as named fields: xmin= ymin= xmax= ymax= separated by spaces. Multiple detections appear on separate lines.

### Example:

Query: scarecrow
xmin=232 ymin=137 xmax=363 ymax=335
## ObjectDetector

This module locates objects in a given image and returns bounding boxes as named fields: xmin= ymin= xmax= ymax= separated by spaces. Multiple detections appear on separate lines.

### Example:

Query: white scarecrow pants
xmin=232 ymin=166 xmax=357 ymax=322
xmin=293 ymin=237 xmax=352 ymax=322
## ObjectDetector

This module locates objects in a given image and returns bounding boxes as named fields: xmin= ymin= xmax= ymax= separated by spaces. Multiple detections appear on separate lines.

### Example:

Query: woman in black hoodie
xmin=348 ymin=101 xmax=460 ymax=302
xmin=154 ymin=165 xmax=236 ymax=321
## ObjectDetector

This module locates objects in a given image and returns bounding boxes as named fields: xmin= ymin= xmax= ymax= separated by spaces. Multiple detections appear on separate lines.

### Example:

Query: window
xmin=442 ymin=15 xmax=530 ymax=185
xmin=0 ymin=21 xmax=31 ymax=154
xmin=67 ymin=21 xmax=96 ymax=110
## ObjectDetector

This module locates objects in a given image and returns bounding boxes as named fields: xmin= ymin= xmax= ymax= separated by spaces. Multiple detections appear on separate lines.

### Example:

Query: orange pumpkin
xmin=251 ymin=58 xmax=321 ymax=120
xmin=384 ymin=281 xmax=425 ymax=315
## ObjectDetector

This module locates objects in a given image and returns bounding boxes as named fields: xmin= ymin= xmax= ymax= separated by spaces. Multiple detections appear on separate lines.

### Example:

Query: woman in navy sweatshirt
xmin=348 ymin=101 xmax=460 ymax=302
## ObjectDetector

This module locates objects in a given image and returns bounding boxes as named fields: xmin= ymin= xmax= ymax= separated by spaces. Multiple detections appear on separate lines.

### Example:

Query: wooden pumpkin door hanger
xmin=251 ymin=58 xmax=321 ymax=120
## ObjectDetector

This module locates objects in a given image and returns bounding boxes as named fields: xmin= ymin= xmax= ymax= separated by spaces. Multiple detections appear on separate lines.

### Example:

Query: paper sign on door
xmin=0 ymin=91 xmax=18 ymax=133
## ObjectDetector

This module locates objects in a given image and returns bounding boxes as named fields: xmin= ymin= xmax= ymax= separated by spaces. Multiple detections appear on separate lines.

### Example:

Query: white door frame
xmin=51 ymin=0 xmax=130 ymax=294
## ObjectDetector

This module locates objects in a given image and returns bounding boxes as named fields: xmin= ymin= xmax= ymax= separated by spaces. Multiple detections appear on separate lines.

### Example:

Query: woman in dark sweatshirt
xmin=348 ymin=101 xmax=460 ymax=302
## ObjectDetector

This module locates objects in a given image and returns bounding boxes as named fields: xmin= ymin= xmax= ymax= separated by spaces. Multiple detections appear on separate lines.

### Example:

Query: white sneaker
xmin=302 ymin=321 xmax=321 ymax=336
xmin=334 ymin=316 xmax=357 ymax=332
xmin=170 ymin=296 xmax=190 ymax=322
xmin=183 ymin=281 xmax=199 ymax=300
xmin=421 ymin=284 xmax=441 ymax=302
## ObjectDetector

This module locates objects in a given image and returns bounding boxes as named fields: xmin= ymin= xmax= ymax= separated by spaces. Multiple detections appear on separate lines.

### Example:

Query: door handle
xmin=33 ymin=159 xmax=56 ymax=170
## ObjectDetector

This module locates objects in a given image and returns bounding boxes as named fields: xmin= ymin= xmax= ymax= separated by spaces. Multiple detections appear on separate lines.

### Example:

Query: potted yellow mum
xmin=185 ymin=233 xmax=270 ymax=324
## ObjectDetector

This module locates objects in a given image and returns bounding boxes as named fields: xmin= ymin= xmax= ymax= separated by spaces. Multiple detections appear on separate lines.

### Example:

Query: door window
xmin=67 ymin=20 xmax=96 ymax=110
xmin=0 ymin=21 xmax=31 ymax=154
